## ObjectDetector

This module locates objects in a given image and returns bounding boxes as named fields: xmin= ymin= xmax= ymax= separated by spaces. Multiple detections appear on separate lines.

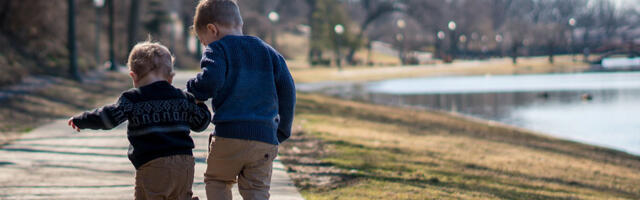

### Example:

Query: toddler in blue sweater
xmin=187 ymin=0 xmax=296 ymax=199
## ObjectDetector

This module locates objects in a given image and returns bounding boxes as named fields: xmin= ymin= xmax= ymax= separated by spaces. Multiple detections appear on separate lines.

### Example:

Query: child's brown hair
xmin=193 ymin=0 xmax=243 ymax=31
xmin=127 ymin=41 xmax=174 ymax=78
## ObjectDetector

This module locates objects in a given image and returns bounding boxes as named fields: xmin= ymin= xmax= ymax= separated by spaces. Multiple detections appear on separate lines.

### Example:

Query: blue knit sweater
xmin=187 ymin=35 xmax=296 ymax=145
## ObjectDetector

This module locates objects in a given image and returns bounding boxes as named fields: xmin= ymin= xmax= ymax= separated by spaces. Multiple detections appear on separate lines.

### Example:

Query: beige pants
xmin=204 ymin=136 xmax=278 ymax=200
xmin=134 ymin=154 xmax=195 ymax=200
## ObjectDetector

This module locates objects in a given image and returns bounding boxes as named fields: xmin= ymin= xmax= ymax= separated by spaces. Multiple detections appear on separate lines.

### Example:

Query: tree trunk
xmin=582 ymin=28 xmax=590 ymax=62
xmin=511 ymin=42 xmax=519 ymax=64
xmin=68 ymin=0 xmax=81 ymax=81
xmin=435 ymin=32 xmax=442 ymax=59
xmin=108 ymin=0 xmax=117 ymax=71
xmin=345 ymin=30 xmax=365 ymax=65
xmin=366 ymin=41 xmax=372 ymax=66
xmin=95 ymin=5 xmax=102 ymax=67
xmin=0 ymin=1 xmax=11 ymax=29
xmin=345 ymin=48 xmax=357 ymax=65
xmin=306 ymin=0 xmax=316 ymax=65
xmin=127 ymin=0 xmax=141 ymax=53
xmin=183 ymin=14 xmax=192 ymax=56
xmin=548 ymin=41 xmax=554 ymax=64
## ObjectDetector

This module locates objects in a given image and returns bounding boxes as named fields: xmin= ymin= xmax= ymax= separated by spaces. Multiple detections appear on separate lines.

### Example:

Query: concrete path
xmin=0 ymin=71 xmax=304 ymax=200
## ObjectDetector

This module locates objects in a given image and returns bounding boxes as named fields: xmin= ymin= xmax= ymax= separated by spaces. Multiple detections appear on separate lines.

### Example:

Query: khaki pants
xmin=134 ymin=155 xmax=195 ymax=200
xmin=205 ymin=136 xmax=278 ymax=200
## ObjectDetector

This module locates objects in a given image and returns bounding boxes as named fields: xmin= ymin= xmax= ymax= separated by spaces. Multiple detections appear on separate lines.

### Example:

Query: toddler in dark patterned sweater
xmin=68 ymin=41 xmax=210 ymax=200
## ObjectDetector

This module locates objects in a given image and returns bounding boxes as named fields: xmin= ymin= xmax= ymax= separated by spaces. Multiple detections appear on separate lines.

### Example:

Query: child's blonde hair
xmin=193 ymin=0 xmax=243 ymax=31
xmin=127 ymin=41 xmax=174 ymax=78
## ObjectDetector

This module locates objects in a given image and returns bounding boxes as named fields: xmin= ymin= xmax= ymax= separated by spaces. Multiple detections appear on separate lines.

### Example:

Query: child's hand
xmin=67 ymin=117 xmax=81 ymax=132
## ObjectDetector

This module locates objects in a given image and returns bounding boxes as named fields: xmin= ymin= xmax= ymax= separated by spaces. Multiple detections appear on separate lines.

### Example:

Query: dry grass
xmin=290 ymin=56 xmax=589 ymax=83
xmin=276 ymin=32 xmax=588 ymax=84
xmin=0 ymin=72 xmax=131 ymax=143
xmin=282 ymin=93 xmax=640 ymax=200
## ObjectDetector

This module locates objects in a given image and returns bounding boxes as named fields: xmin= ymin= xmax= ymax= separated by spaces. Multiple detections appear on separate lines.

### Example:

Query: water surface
xmin=300 ymin=72 xmax=640 ymax=155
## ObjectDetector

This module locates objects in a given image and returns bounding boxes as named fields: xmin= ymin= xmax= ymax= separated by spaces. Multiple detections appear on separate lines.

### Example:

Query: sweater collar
xmin=139 ymin=80 xmax=172 ymax=90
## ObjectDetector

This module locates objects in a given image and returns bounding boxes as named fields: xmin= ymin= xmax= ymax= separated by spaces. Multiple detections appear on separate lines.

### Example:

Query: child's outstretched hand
xmin=67 ymin=117 xmax=81 ymax=132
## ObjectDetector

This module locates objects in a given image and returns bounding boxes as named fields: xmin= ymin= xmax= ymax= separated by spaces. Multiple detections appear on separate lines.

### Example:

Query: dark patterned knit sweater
xmin=72 ymin=81 xmax=211 ymax=169
xmin=187 ymin=35 xmax=296 ymax=145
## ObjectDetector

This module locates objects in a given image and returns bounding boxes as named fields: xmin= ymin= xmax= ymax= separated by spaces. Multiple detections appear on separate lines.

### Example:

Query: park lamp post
xmin=396 ymin=19 xmax=406 ymax=65
xmin=459 ymin=34 xmax=467 ymax=57
xmin=495 ymin=34 xmax=503 ymax=43
xmin=334 ymin=24 xmax=345 ymax=70
xmin=93 ymin=0 xmax=104 ymax=68
xmin=448 ymin=21 xmax=457 ymax=59
xmin=436 ymin=31 xmax=445 ymax=59
xmin=568 ymin=17 xmax=577 ymax=62
xmin=437 ymin=31 xmax=446 ymax=40
xmin=268 ymin=11 xmax=279 ymax=50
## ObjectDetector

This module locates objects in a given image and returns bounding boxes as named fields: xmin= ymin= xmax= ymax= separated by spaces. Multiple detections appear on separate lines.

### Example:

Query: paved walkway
xmin=0 ymin=71 xmax=304 ymax=200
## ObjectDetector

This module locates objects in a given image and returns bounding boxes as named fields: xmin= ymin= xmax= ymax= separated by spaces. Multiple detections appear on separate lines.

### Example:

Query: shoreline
xmin=301 ymin=88 xmax=640 ymax=156
xmin=396 ymin=101 xmax=639 ymax=156
xmin=282 ymin=93 xmax=640 ymax=199
xmin=298 ymin=92 xmax=640 ymax=160
xmin=293 ymin=65 xmax=640 ymax=157
xmin=290 ymin=56 xmax=590 ymax=84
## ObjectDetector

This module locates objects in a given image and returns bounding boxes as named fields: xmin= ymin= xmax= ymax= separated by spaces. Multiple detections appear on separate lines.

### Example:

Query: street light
xmin=437 ymin=31 xmax=446 ymax=40
xmin=395 ymin=33 xmax=404 ymax=42
xmin=448 ymin=21 xmax=456 ymax=31
xmin=568 ymin=18 xmax=576 ymax=27
xmin=397 ymin=19 xmax=406 ymax=64
xmin=496 ymin=34 xmax=503 ymax=57
xmin=334 ymin=24 xmax=344 ymax=35
xmin=334 ymin=24 xmax=344 ymax=69
xmin=568 ymin=17 xmax=577 ymax=62
xmin=448 ymin=21 xmax=457 ymax=59
xmin=459 ymin=35 xmax=468 ymax=58
xmin=436 ymin=31 xmax=445 ymax=59
xmin=396 ymin=33 xmax=404 ymax=63
xmin=396 ymin=19 xmax=406 ymax=29
xmin=459 ymin=35 xmax=467 ymax=43
xmin=94 ymin=0 xmax=104 ymax=6
xmin=268 ymin=11 xmax=279 ymax=49
xmin=268 ymin=11 xmax=280 ymax=23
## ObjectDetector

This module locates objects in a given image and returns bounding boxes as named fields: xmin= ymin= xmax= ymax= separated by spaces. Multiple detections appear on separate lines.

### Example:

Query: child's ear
xmin=167 ymin=72 xmax=175 ymax=84
xmin=206 ymin=23 xmax=218 ymax=37
xmin=129 ymin=71 xmax=138 ymax=82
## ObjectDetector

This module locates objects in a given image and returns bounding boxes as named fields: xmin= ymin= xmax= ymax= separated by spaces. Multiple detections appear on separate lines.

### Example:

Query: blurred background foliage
xmin=0 ymin=0 xmax=637 ymax=86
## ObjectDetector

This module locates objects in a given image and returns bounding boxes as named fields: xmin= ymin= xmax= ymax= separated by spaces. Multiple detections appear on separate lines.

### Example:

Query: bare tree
xmin=344 ymin=0 xmax=404 ymax=65
xmin=127 ymin=0 xmax=142 ymax=53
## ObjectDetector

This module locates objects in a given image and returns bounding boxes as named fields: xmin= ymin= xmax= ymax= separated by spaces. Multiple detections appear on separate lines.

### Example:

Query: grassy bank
xmin=0 ymin=72 xmax=131 ymax=144
xmin=280 ymin=93 xmax=640 ymax=200
xmin=290 ymin=55 xmax=589 ymax=83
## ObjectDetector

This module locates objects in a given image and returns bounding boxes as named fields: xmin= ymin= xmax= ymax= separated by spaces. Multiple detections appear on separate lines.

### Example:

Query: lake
xmin=298 ymin=72 xmax=640 ymax=155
